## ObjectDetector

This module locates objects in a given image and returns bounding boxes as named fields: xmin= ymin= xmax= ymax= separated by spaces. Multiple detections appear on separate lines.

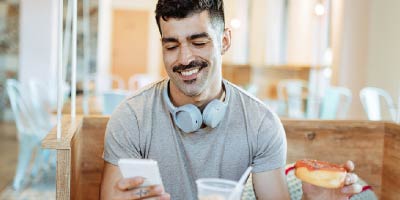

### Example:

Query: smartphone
xmin=118 ymin=158 xmax=163 ymax=187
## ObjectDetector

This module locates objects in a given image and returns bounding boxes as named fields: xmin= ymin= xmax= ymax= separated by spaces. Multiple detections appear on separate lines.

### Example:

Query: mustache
xmin=172 ymin=60 xmax=208 ymax=72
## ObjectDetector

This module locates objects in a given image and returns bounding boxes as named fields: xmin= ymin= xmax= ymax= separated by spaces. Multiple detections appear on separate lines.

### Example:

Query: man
xmin=101 ymin=0 xmax=362 ymax=199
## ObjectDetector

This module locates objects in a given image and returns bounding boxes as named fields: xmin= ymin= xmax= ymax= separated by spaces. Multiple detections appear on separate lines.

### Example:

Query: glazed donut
xmin=294 ymin=159 xmax=347 ymax=189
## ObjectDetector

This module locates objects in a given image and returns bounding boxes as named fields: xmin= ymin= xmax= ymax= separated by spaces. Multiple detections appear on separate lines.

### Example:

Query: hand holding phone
xmin=118 ymin=158 xmax=163 ymax=187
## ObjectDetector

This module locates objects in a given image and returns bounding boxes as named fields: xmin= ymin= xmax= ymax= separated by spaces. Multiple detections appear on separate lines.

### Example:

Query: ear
xmin=221 ymin=28 xmax=232 ymax=55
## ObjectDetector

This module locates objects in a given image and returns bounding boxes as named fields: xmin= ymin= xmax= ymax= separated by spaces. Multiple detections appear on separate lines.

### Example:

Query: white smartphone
xmin=118 ymin=158 xmax=163 ymax=187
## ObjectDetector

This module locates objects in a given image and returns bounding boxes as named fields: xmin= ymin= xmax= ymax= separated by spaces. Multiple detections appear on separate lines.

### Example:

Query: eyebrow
xmin=161 ymin=32 xmax=211 ymax=44
xmin=189 ymin=32 xmax=210 ymax=40
xmin=161 ymin=37 xmax=178 ymax=44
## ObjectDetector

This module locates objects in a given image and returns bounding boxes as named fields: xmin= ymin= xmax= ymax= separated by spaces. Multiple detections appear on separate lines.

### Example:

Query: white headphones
xmin=163 ymin=81 xmax=229 ymax=133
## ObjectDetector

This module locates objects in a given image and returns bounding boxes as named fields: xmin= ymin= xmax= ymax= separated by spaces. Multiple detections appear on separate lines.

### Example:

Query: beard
xmin=168 ymin=60 xmax=210 ymax=97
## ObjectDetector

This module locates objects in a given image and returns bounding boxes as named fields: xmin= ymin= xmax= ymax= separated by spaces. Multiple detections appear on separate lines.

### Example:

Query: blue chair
xmin=102 ymin=90 xmax=129 ymax=115
xmin=319 ymin=86 xmax=352 ymax=119
xmin=277 ymin=79 xmax=308 ymax=118
xmin=360 ymin=87 xmax=396 ymax=121
xmin=6 ymin=79 xmax=54 ymax=190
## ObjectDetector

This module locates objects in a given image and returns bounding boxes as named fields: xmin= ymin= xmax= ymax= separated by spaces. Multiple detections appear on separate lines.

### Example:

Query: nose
xmin=177 ymin=44 xmax=195 ymax=66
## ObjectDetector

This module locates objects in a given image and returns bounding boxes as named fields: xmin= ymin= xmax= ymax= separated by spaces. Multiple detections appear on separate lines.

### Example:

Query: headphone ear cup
xmin=202 ymin=99 xmax=227 ymax=128
xmin=174 ymin=104 xmax=203 ymax=133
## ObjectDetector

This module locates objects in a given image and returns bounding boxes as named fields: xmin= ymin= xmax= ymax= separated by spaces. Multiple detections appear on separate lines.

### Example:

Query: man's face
xmin=159 ymin=11 xmax=229 ymax=97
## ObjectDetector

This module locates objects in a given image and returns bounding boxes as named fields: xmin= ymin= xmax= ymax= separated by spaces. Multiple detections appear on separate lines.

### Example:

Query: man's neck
xmin=169 ymin=81 xmax=224 ymax=109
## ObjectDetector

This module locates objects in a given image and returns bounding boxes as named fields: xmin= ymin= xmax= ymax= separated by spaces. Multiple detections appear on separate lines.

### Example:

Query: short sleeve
xmin=252 ymin=112 xmax=287 ymax=173
xmin=103 ymin=102 xmax=142 ymax=165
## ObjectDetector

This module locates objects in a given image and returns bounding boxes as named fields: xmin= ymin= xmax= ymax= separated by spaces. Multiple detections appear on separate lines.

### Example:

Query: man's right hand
xmin=101 ymin=162 xmax=170 ymax=200
xmin=112 ymin=177 xmax=170 ymax=200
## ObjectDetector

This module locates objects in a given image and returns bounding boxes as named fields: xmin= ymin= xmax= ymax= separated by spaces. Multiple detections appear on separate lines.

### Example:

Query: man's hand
xmin=101 ymin=162 xmax=170 ymax=200
xmin=301 ymin=160 xmax=362 ymax=200
xmin=112 ymin=177 xmax=170 ymax=200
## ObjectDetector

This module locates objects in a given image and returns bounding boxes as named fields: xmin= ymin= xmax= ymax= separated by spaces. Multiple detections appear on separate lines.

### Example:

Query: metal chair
xmin=360 ymin=87 xmax=396 ymax=121
xmin=102 ymin=90 xmax=129 ymax=115
xmin=6 ymin=79 xmax=54 ymax=190
xmin=277 ymin=79 xmax=308 ymax=118
xmin=319 ymin=86 xmax=352 ymax=119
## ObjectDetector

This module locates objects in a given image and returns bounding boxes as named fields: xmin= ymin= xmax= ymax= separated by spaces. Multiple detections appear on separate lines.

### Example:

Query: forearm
xmin=252 ymin=168 xmax=290 ymax=200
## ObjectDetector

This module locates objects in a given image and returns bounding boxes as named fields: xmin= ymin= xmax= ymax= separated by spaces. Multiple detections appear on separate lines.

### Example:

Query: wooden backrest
xmin=71 ymin=117 xmax=108 ymax=200
xmin=43 ymin=117 xmax=400 ymax=199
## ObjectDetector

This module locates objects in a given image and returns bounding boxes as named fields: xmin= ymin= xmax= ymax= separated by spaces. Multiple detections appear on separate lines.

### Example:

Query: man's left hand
xmin=301 ymin=160 xmax=363 ymax=200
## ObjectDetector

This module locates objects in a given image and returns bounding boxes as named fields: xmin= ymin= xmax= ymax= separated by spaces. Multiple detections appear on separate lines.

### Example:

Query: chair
xmin=128 ymin=74 xmax=159 ymax=91
xmin=44 ymin=116 xmax=397 ymax=199
xmin=102 ymin=90 xmax=129 ymax=115
xmin=319 ymin=86 xmax=352 ymax=119
xmin=360 ymin=87 xmax=396 ymax=121
xmin=6 ymin=79 xmax=54 ymax=190
xmin=87 ymin=74 xmax=126 ymax=94
xmin=277 ymin=79 xmax=308 ymax=118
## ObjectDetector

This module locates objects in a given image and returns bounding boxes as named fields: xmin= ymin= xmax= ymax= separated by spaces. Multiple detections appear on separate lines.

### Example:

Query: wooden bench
xmin=42 ymin=116 xmax=400 ymax=200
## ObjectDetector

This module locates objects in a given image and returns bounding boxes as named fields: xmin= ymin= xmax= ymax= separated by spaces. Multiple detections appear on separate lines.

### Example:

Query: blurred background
xmin=0 ymin=0 xmax=399 ymax=199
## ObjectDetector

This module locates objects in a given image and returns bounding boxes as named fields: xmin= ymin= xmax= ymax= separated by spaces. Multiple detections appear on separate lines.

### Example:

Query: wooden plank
xmin=381 ymin=122 xmax=400 ymax=199
xmin=283 ymin=120 xmax=385 ymax=197
xmin=42 ymin=115 xmax=83 ymax=150
xmin=57 ymin=149 xmax=71 ymax=200
xmin=47 ymin=117 xmax=394 ymax=199
xmin=71 ymin=116 xmax=109 ymax=200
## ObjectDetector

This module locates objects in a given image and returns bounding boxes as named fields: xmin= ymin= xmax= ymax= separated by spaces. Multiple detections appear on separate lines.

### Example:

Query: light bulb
xmin=314 ymin=3 xmax=325 ymax=16
xmin=230 ymin=19 xmax=241 ymax=29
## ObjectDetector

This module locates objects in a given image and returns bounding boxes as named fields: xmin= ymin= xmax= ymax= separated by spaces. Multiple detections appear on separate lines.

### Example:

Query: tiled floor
xmin=0 ymin=122 xmax=56 ymax=200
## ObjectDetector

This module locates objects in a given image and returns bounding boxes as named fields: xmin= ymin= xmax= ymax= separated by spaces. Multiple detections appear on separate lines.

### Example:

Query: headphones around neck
xmin=163 ymin=81 xmax=230 ymax=133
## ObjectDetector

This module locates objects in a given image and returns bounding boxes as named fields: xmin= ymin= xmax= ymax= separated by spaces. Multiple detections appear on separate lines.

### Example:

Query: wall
xmin=223 ymin=0 xmax=249 ymax=64
xmin=96 ymin=0 xmax=161 ymax=93
xmin=367 ymin=0 xmax=400 ymax=102
xmin=19 ymin=0 xmax=58 ymax=85
xmin=331 ymin=0 xmax=370 ymax=119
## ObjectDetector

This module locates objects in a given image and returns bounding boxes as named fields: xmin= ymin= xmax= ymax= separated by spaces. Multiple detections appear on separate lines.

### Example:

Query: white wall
xmin=19 ymin=0 xmax=58 ymax=87
xmin=330 ymin=0 xmax=370 ymax=119
xmin=367 ymin=0 xmax=400 ymax=101
xmin=223 ymin=0 xmax=249 ymax=64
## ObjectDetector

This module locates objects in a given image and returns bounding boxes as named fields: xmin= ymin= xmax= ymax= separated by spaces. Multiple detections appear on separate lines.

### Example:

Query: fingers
xmin=344 ymin=160 xmax=355 ymax=172
xmin=117 ymin=177 xmax=145 ymax=190
xmin=344 ymin=173 xmax=358 ymax=186
xmin=159 ymin=193 xmax=171 ymax=200
xmin=119 ymin=185 xmax=164 ymax=199
xmin=341 ymin=183 xmax=362 ymax=195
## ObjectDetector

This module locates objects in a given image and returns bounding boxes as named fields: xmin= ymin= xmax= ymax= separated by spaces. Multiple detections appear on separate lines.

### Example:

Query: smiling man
xmin=100 ymin=1 xmax=362 ymax=200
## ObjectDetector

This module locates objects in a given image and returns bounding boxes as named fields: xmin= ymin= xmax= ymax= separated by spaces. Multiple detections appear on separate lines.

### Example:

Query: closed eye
xmin=165 ymin=46 xmax=178 ymax=51
xmin=193 ymin=42 xmax=206 ymax=47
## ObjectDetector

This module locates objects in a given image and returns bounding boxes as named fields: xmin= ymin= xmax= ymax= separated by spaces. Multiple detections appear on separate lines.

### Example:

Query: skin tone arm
xmin=252 ymin=167 xmax=291 ymax=200
xmin=100 ymin=161 xmax=170 ymax=200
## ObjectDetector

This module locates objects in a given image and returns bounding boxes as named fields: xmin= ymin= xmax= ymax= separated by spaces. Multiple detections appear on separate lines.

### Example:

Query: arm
xmin=252 ymin=167 xmax=290 ymax=200
xmin=100 ymin=161 xmax=170 ymax=200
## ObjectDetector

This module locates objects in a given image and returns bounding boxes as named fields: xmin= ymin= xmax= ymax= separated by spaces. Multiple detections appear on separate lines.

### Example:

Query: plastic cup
xmin=196 ymin=178 xmax=243 ymax=200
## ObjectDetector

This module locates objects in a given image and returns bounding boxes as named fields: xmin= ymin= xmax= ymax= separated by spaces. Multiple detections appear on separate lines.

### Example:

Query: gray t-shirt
xmin=104 ymin=79 xmax=287 ymax=200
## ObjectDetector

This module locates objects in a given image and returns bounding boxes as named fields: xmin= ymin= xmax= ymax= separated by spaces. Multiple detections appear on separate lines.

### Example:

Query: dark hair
xmin=155 ymin=0 xmax=225 ymax=35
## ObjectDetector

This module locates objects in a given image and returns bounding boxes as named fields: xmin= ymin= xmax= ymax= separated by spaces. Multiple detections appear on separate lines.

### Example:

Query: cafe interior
xmin=0 ymin=0 xmax=399 ymax=199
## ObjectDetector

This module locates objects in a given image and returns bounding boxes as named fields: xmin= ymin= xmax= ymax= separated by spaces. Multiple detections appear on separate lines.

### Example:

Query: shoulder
xmin=225 ymin=80 xmax=277 ymax=121
xmin=125 ymin=79 xmax=167 ymax=107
